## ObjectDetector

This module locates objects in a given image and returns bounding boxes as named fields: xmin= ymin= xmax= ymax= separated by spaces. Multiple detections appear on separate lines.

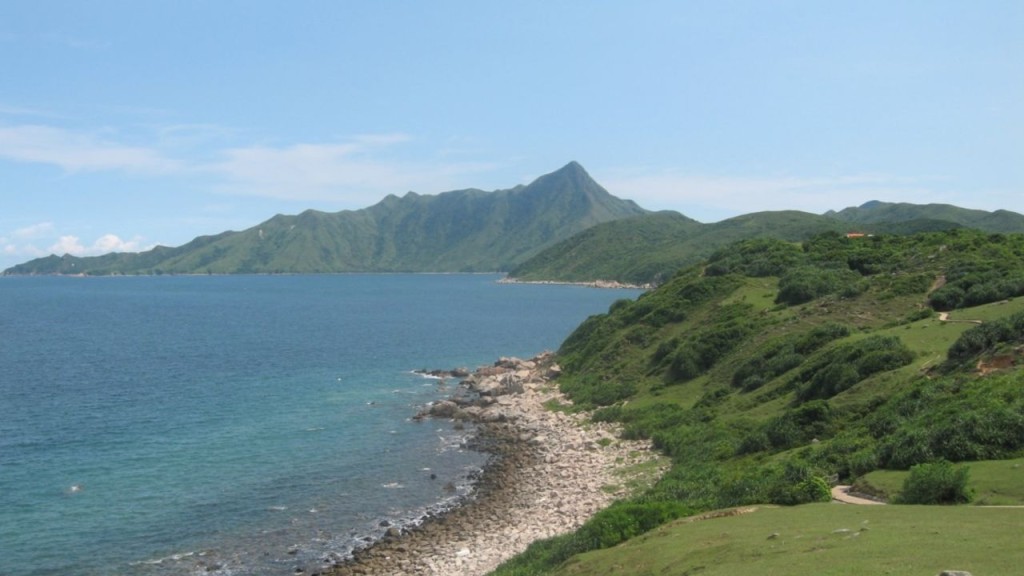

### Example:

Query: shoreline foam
xmin=326 ymin=352 xmax=666 ymax=576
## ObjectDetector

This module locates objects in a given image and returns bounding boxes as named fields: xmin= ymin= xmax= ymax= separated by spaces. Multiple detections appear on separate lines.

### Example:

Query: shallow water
xmin=0 ymin=274 xmax=640 ymax=576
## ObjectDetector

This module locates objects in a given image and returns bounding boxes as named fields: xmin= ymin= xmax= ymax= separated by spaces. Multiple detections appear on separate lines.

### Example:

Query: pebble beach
xmin=326 ymin=352 xmax=665 ymax=576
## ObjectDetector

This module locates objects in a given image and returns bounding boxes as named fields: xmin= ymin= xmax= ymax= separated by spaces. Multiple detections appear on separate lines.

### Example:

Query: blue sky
xmin=1 ymin=1 xmax=1021 ymax=270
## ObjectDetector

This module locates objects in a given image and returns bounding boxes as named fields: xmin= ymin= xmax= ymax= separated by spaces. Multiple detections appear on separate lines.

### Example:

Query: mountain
xmin=508 ymin=210 xmax=850 ymax=285
xmin=509 ymin=201 xmax=1024 ymax=286
xmin=3 ymin=162 xmax=647 ymax=275
xmin=826 ymin=200 xmax=1024 ymax=232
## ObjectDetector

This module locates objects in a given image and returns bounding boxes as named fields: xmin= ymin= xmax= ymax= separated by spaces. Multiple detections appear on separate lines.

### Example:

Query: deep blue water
xmin=0 ymin=275 xmax=640 ymax=576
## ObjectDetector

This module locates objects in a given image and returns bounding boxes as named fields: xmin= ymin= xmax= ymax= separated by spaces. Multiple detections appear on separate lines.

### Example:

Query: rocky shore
xmin=497 ymin=277 xmax=652 ymax=290
xmin=325 ymin=352 xmax=665 ymax=576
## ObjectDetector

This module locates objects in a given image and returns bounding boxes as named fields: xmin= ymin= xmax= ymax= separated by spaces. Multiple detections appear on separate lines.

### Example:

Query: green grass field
xmin=855 ymin=457 xmax=1024 ymax=506
xmin=555 ymin=503 xmax=1024 ymax=576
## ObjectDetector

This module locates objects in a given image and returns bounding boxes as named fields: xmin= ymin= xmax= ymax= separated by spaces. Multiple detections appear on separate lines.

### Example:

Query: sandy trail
xmin=831 ymin=485 xmax=885 ymax=505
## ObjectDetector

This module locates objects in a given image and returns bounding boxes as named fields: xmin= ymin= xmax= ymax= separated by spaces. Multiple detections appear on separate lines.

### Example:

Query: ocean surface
xmin=0 ymin=274 xmax=640 ymax=576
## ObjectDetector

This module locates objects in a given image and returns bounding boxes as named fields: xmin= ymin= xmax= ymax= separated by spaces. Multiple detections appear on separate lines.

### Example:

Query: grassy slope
xmin=490 ymin=229 xmax=1024 ymax=576
xmin=855 ymin=457 xmax=1024 ymax=505
xmin=557 ymin=504 xmax=1023 ymax=576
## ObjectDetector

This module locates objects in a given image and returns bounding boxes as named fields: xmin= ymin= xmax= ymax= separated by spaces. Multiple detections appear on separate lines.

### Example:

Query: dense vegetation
xmin=3 ymin=162 xmax=646 ymax=275
xmin=492 ymin=228 xmax=1024 ymax=576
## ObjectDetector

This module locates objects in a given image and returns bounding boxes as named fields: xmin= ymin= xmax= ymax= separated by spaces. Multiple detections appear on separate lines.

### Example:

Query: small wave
xmin=267 ymin=505 xmax=288 ymax=511
xmin=305 ymin=426 xmax=326 ymax=432
xmin=380 ymin=482 xmax=404 ymax=489
xmin=131 ymin=550 xmax=197 ymax=566
xmin=413 ymin=372 xmax=444 ymax=380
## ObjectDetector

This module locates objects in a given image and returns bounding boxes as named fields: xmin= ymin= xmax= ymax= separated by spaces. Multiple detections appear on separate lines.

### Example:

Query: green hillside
xmin=492 ymin=228 xmax=1024 ymax=575
xmin=507 ymin=210 xmax=846 ymax=285
xmin=828 ymin=200 xmax=1024 ymax=233
xmin=507 ymin=202 xmax=1024 ymax=286
xmin=3 ymin=162 xmax=646 ymax=275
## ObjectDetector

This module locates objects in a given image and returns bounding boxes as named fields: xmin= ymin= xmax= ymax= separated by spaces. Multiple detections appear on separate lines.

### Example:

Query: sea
xmin=0 ymin=274 xmax=641 ymax=576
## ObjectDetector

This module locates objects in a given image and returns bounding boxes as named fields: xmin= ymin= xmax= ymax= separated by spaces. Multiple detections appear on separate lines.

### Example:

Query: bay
xmin=0 ymin=274 xmax=640 ymax=576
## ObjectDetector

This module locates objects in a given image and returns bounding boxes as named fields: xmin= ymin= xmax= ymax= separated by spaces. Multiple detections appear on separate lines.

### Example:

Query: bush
xmin=560 ymin=375 xmax=636 ymax=407
xmin=776 ymin=266 xmax=861 ymax=306
xmin=796 ymin=335 xmax=914 ymax=401
xmin=577 ymin=501 xmax=691 ymax=549
xmin=896 ymin=460 xmax=972 ymax=505
xmin=946 ymin=310 xmax=1024 ymax=364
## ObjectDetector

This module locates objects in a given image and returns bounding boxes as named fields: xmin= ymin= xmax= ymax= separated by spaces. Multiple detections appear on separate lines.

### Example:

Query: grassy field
xmin=554 ymin=503 xmax=1024 ymax=576
xmin=855 ymin=457 xmax=1024 ymax=506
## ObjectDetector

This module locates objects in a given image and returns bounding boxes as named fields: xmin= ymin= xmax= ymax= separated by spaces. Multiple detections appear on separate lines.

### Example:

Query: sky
xmin=1 ymin=1 xmax=1021 ymax=270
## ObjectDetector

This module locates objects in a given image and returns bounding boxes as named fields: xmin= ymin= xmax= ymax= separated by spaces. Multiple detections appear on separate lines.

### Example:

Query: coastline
xmin=497 ymin=277 xmax=653 ymax=290
xmin=326 ymin=353 xmax=665 ymax=576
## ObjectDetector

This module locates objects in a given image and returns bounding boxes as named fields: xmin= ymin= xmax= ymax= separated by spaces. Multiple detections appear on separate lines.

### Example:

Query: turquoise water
xmin=0 ymin=275 xmax=640 ymax=576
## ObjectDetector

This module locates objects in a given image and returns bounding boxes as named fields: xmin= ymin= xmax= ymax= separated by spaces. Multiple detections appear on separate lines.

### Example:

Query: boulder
xmin=474 ymin=377 xmax=503 ymax=397
xmin=427 ymin=400 xmax=459 ymax=418
xmin=499 ymin=373 xmax=525 ymax=394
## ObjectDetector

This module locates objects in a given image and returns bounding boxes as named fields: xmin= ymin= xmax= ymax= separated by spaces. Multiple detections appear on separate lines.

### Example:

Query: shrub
xmin=896 ymin=460 xmax=972 ymax=505
xmin=665 ymin=305 xmax=758 ymax=384
xmin=559 ymin=375 xmax=636 ymax=407
xmin=793 ymin=323 xmax=851 ymax=354
xmin=776 ymin=266 xmax=861 ymax=306
xmin=577 ymin=501 xmax=691 ymax=549
xmin=796 ymin=336 xmax=914 ymax=401
xmin=946 ymin=310 xmax=1024 ymax=364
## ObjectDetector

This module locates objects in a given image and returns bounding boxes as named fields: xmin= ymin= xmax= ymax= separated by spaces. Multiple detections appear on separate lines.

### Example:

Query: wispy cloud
xmin=13 ymin=221 xmax=55 ymax=238
xmin=0 ymin=124 xmax=183 ymax=174
xmin=0 ymin=103 xmax=64 ymax=119
xmin=600 ymin=170 xmax=943 ymax=222
xmin=0 ymin=122 xmax=500 ymax=204
xmin=209 ymin=134 xmax=497 ymax=203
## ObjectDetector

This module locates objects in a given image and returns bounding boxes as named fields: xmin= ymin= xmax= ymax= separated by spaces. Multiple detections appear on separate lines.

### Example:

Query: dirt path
xmin=831 ymin=485 xmax=885 ymax=505
xmin=937 ymin=311 xmax=983 ymax=324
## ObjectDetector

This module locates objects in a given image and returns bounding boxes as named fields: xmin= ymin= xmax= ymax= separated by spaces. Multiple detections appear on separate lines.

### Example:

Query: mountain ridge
xmin=508 ymin=200 xmax=1024 ymax=285
xmin=4 ymin=162 xmax=646 ymax=275
xmin=6 ymin=166 xmax=1024 ymax=278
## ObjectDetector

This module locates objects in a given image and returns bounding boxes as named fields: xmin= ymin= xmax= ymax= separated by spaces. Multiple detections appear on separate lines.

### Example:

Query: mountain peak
xmin=527 ymin=161 xmax=599 ymax=192
xmin=552 ymin=160 xmax=591 ymax=181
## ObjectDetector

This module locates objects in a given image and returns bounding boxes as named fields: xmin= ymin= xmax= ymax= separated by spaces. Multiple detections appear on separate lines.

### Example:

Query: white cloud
xmin=600 ymin=170 xmax=944 ymax=222
xmin=0 ymin=124 xmax=182 ymax=174
xmin=47 ymin=233 xmax=150 ymax=257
